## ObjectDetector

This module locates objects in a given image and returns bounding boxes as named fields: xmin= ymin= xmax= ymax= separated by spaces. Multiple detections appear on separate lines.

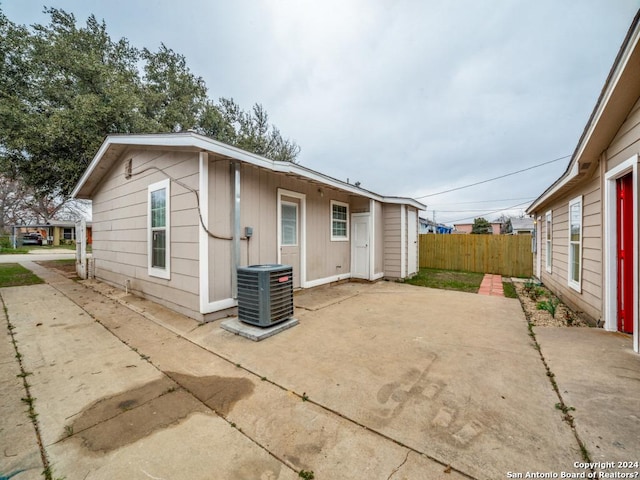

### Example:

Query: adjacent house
xmin=10 ymin=221 xmax=92 ymax=247
xmin=419 ymin=217 xmax=453 ymax=234
xmin=72 ymin=133 xmax=425 ymax=321
xmin=508 ymin=217 xmax=534 ymax=235
xmin=526 ymin=11 xmax=640 ymax=353
xmin=453 ymin=222 xmax=502 ymax=235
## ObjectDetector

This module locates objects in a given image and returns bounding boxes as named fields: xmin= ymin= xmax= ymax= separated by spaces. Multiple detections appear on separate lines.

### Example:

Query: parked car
xmin=22 ymin=233 xmax=43 ymax=246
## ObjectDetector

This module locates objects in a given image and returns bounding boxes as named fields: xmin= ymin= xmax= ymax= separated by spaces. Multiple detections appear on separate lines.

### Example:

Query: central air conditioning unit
xmin=237 ymin=264 xmax=294 ymax=327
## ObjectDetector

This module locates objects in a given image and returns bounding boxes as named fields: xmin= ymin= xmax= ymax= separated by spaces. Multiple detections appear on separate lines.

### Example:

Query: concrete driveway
xmin=1 ymin=263 xmax=639 ymax=479
xmin=0 ymin=249 xmax=76 ymax=263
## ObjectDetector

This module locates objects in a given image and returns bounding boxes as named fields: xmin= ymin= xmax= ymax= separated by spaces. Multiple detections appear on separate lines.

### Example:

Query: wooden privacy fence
xmin=419 ymin=234 xmax=533 ymax=277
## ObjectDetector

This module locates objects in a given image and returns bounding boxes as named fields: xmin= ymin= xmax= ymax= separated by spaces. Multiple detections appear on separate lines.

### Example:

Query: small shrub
xmin=564 ymin=310 xmax=574 ymax=326
xmin=537 ymin=298 xmax=560 ymax=318
xmin=0 ymin=235 xmax=12 ymax=249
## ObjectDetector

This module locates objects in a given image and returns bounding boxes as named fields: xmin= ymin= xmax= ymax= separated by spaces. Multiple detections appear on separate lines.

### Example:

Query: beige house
xmin=72 ymin=133 xmax=425 ymax=321
xmin=527 ymin=11 xmax=640 ymax=354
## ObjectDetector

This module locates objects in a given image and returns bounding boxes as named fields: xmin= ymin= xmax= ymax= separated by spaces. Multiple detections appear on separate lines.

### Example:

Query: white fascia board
xmin=573 ymin=25 xmax=640 ymax=164
xmin=73 ymin=132 xmax=426 ymax=210
xmin=527 ymin=22 xmax=640 ymax=215
xmin=526 ymin=162 xmax=580 ymax=214
xmin=71 ymin=137 xmax=114 ymax=198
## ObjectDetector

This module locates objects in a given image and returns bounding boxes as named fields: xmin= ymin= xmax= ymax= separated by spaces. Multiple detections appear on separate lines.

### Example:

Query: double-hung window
xmin=148 ymin=179 xmax=170 ymax=279
xmin=545 ymin=211 xmax=552 ymax=273
xmin=568 ymin=196 xmax=582 ymax=292
xmin=331 ymin=201 xmax=349 ymax=241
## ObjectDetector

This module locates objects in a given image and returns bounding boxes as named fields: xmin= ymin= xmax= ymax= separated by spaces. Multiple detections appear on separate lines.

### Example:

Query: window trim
xmin=568 ymin=196 xmax=582 ymax=292
xmin=330 ymin=200 xmax=349 ymax=241
xmin=148 ymin=178 xmax=171 ymax=279
xmin=545 ymin=210 xmax=552 ymax=273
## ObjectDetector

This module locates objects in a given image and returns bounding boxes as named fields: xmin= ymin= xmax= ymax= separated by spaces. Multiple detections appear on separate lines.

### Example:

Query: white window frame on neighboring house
xmin=148 ymin=178 xmax=171 ymax=279
xmin=331 ymin=200 xmax=349 ymax=241
xmin=568 ymin=196 xmax=582 ymax=292
xmin=545 ymin=210 xmax=552 ymax=273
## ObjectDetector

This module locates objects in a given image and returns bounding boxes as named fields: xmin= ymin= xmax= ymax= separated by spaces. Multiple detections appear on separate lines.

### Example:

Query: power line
xmin=428 ymin=196 xmax=535 ymax=206
xmin=440 ymin=200 xmax=532 ymax=224
xmin=415 ymin=154 xmax=570 ymax=200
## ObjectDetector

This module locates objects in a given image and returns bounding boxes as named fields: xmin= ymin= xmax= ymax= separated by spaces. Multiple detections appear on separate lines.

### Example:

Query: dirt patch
xmin=168 ymin=371 xmax=255 ymax=416
xmin=68 ymin=372 xmax=253 ymax=453
xmin=69 ymin=377 xmax=208 ymax=453
xmin=514 ymin=282 xmax=589 ymax=327
xmin=36 ymin=260 xmax=79 ymax=279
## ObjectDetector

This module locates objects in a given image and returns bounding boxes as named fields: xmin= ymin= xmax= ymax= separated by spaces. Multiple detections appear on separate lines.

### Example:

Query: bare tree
xmin=0 ymin=175 xmax=90 ymax=232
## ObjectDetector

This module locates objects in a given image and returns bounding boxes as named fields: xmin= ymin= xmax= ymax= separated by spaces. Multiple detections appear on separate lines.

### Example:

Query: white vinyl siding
xmin=545 ymin=210 xmax=552 ymax=273
xmin=148 ymin=178 xmax=171 ymax=279
xmin=568 ymin=196 xmax=582 ymax=292
xmin=331 ymin=200 xmax=349 ymax=241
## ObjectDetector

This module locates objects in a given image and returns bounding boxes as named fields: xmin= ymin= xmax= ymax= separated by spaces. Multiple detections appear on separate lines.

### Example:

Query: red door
xmin=616 ymin=173 xmax=634 ymax=334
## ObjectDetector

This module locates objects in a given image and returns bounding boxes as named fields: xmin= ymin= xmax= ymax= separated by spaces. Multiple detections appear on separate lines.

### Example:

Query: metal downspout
xmin=232 ymin=161 xmax=241 ymax=298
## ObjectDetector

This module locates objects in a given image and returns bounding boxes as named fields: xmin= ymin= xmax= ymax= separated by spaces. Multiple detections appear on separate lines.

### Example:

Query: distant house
xmin=419 ymin=217 xmax=453 ymax=234
xmin=453 ymin=222 xmax=501 ymax=235
xmin=72 ymin=133 xmax=425 ymax=321
xmin=526 ymin=11 xmax=640 ymax=354
xmin=11 ymin=221 xmax=92 ymax=247
xmin=508 ymin=217 xmax=534 ymax=235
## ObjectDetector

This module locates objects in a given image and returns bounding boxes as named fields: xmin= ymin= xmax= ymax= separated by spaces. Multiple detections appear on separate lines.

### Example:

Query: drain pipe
xmin=231 ymin=161 xmax=241 ymax=298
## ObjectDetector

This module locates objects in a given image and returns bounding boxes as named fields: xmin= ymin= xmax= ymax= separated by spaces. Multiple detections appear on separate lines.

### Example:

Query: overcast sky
xmin=4 ymin=1 xmax=640 ymax=224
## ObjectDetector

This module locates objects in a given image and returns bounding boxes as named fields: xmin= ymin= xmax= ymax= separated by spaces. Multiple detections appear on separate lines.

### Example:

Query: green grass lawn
xmin=502 ymin=281 xmax=518 ymax=298
xmin=405 ymin=268 xmax=484 ymax=293
xmin=0 ymin=246 xmax=31 ymax=254
xmin=0 ymin=264 xmax=44 ymax=288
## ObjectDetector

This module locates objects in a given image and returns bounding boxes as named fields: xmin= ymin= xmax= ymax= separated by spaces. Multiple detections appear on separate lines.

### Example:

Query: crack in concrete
xmin=1 ymin=292 xmax=50 ymax=479
xmin=37 ymin=264 xmax=478 ymax=479
xmin=515 ymin=291 xmax=593 ymax=471
xmin=386 ymin=449 xmax=411 ymax=480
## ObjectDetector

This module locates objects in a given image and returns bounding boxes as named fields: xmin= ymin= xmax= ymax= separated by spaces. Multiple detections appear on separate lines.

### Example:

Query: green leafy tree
xmin=1 ymin=8 xmax=150 ymax=198
xmin=141 ymin=44 xmax=208 ymax=132
xmin=199 ymin=99 xmax=300 ymax=162
xmin=471 ymin=217 xmax=493 ymax=234
xmin=0 ymin=7 xmax=299 ymax=211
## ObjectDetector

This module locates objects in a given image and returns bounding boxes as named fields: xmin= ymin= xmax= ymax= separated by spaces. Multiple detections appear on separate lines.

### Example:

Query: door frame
xmin=407 ymin=208 xmax=418 ymax=276
xmin=604 ymin=154 xmax=638 ymax=353
xmin=277 ymin=189 xmax=306 ymax=288
xmin=351 ymin=213 xmax=371 ymax=279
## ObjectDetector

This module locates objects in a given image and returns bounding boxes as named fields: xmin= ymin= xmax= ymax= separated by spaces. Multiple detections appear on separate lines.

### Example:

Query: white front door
xmin=407 ymin=209 xmax=418 ymax=275
xmin=351 ymin=214 xmax=370 ymax=279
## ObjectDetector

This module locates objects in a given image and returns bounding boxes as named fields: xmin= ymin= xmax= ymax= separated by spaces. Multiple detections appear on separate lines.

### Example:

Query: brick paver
xmin=478 ymin=274 xmax=504 ymax=296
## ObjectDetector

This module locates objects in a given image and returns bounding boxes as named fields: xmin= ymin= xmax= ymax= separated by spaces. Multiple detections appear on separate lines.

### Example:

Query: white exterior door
xmin=351 ymin=214 xmax=370 ymax=279
xmin=407 ymin=209 xmax=418 ymax=275
xmin=277 ymin=189 xmax=306 ymax=289
xmin=280 ymin=198 xmax=301 ymax=288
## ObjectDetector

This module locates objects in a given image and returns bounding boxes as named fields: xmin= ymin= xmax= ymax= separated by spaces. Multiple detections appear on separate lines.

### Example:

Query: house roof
xmin=72 ymin=132 xmax=426 ymax=210
xmin=510 ymin=217 xmax=534 ymax=231
xmin=527 ymin=10 xmax=640 ymax=213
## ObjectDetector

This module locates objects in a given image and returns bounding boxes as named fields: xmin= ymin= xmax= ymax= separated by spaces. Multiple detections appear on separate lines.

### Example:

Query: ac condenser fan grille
xmin=237 ymin=264 xmax=293 ymax=327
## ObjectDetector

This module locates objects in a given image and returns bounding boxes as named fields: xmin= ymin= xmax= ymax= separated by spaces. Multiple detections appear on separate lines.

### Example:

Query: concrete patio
xmin=1 ymin=263 xmax=638 ymax=479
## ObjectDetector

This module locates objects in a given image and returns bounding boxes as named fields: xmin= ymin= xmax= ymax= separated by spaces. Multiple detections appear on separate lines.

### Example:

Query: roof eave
xmin=526 ymin=10 xmax=640 ymax=215
xmin=71 ymin=132 xmax=426 ymax=209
